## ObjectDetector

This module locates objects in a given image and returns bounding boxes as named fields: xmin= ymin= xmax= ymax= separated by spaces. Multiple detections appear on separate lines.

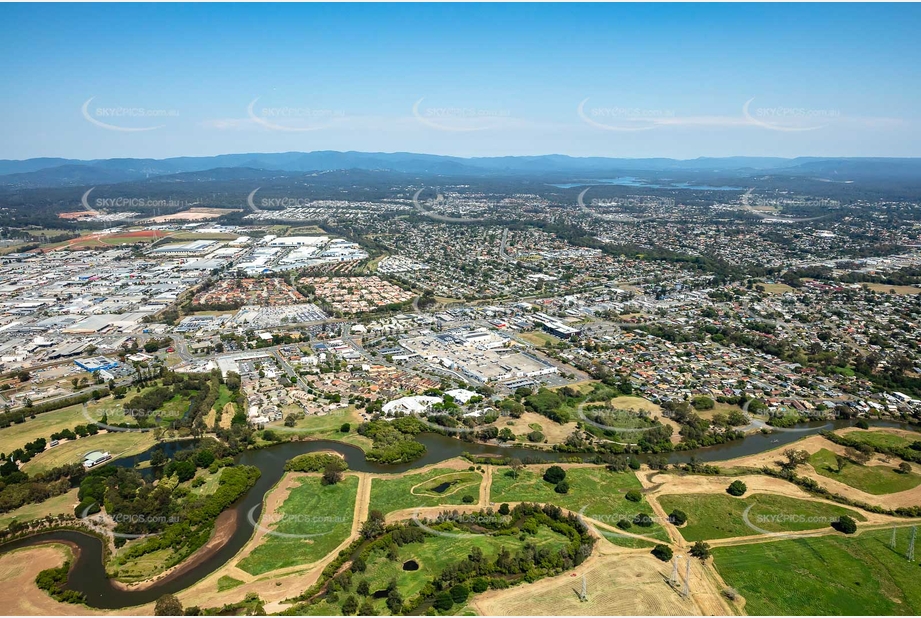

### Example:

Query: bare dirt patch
xmin=490 ymin=411 xmax=576 ymax=446
xmin=0 ymin=544 xmax=138 ymax=615
xmin=145 ymin=208 xmax=241 ymax=223
xmin=218 ymin=402 xmax=236 ymax=429
xmin=471 ymin=550 xmax=725 ymax=616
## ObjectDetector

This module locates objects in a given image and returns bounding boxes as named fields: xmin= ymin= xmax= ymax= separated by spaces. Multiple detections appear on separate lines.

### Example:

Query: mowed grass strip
xmin=0 ymin=404 xmax=89 ymax=454
xmin=237 ymin=475 xmax=357 ymax=576
xmin=837 ymin=429 xmax=916 ymax=450
xmin=490 ymin=467 xmax=669 ymax=541
xmin=809 ymin=448 xmax=921 ymax=495
xmin=21 ymin=431 xmax=156 ymax=474
xmin=657 ymin=492 xmax=866 ymax=542
xmin=0 ymin=395 xmax=130 ymax=454
xmin=370 ymin=468 xmax=482 ymax=516
xmin=712 ymin=528 xmax=921 ymax=615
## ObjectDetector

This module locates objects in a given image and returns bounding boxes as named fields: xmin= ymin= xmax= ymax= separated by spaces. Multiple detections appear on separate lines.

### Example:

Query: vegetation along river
xmin=0 ymin=419 xmax=914 ymax=609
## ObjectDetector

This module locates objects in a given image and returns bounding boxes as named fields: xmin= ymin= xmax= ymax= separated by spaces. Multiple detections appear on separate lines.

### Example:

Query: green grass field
xmin=108 ymin=546 xmax=175 ymax=582
xmin=0 ymin=488 xmax=79 ymax=528
xmin=21 ymin=431 xmax=156 ymax=474
xmin=595 ymin=529 xmax=658 ymax=549
xmin=809 ymin=448 xmax=921 ymax=495
xmin=489 ymin=467 xmax=669 ymax=541
xmin=837 ymin=429 xmax=916 ymax=450
xmin=299 ymin=524 xmax=570 ymax=615
xmin=370 ymin=468 xmax=482 ymax=516
xmin=657 ymin=492 xmax=867 ymax=542
xmin=217 ymin=576 xmax=244 ymax=592
xmin=0 ymin=404 xmax=92 ymax=454
xmin=286 ymin=408 xmax=360 ymax=435
xmin=237 ymin=475 xmax=357 ymax=576
xmin=713 ymin=528 xmax=921 ymax=615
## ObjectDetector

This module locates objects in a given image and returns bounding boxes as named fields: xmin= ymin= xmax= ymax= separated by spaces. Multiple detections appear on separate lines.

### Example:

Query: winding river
xmin=0 ymin=420 xmax=915 ymax=609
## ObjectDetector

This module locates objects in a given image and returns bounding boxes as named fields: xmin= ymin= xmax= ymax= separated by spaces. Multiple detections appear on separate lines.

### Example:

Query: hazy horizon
xmin=1 ymin=3 xmax=919 ymax=160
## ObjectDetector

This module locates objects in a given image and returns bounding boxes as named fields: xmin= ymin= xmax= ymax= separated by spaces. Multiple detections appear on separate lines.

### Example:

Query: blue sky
xmin=1 ymin=3 xmax=919 ymax=160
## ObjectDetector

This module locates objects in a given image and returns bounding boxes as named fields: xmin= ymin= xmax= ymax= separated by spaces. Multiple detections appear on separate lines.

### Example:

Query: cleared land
xmin=759 ymin=282 xmax=795 ymax=295
xmin=0 ymin=545 xmax=131 ymax=615
xmin=863 ymin=283 xmax=921 ymax=295
xmin=0 ymin=404 xmax=92 ymax=454
xmin=145 ymin=208 xmax=241 ymax=223
xmin=21 ymin=431 xmax=156 ymax=474
xmin=472 ymin=552 xmax=706 ymax=616
xmin=607 ymin=395 xmax=662 ymax=414
xmin=489 ymin=466 xmax=669 ymax=541
xmin=0 ymin=487 xmax=79 ymax=528
xmin=712 ymin=528 xmax=921 ymax=614
xmin=518 ymin=330 xmax=559 ymax=347
xmin=657 ymin=492 xmax=867 ymax=542
xmin=370 ymin=467 xmax=482 ymax=516
xmin=484 ymin=411 xmax=575 ymax=445
xmin=237 ymin=475 xmax=357 ymax=576
xmin=837 ymin=427 xmax=917 ymax=450
xmin=809 ymin=448 xmax=921 ymax=495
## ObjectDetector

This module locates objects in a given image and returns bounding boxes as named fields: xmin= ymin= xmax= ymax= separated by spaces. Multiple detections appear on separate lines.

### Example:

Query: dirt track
xmin=471 ymin=538 xmax=731 ymax=616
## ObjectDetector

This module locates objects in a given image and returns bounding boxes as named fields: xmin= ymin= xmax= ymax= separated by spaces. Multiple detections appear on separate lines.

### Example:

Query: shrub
xmin=433 ymin=591 xmax=454 ymax=611
xmin=462 ymin=494 xmax=475 ymax=504
xmin=498 ymin=503 xmax=510 ymax=515
xmin=340 ymin=422 xmax=351 ymax=433
xmin=471 ymin=578 xmax=488 ymax=593
xmin=855 ymin=419 xmax=870 ymax=430
xmin=543 ymin=465 xmax=566 ymax=484
xmin=625 ymin=489 xmax=643 ymax=502
xmin=689 ymin=540 xmax=711 ymax=560
xmin=652 ymin=544 xmax=673 ymax=561
xmin=450 ymin=584 xmax=470 ymax=604
xmin=322 ymin=464 xmax=344 ymax=486
xmin=832 ymin=515 xmax=858 ymax=534
xmin=341 ymin=595 xmax=358 ymax=615
xmin=154 ymin=594 xmax=183 ymax=616
xmin=616 ymin=519 xmax=632 ymax=530
xmin=726 ymin=480 xmax=747 ymax=496
xmin=555 ymin=480 xmax=570 ymax=494
xmin=669 ymin=509 xmax=688 ymax=526
xmin=633 ymin=513 xmax=654 ymax=527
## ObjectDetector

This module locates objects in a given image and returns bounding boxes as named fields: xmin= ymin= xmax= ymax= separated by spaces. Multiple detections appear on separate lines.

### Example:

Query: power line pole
xmin=683 ymin=557 xmax=691 ymax=598
xmin=909 ymin=527 xmax=916 ymax=563
xmin=580 ymin=575 xmax=587 ymax=602
xmin=890 ymin=527 xmax=897 ymax=550
xmin=670 ymin=557 xmax=679 ymax=588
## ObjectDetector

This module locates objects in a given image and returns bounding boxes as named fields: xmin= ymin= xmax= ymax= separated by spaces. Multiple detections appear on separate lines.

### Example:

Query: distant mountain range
xmin=0 ymin=151 xmax=919 ymax=188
